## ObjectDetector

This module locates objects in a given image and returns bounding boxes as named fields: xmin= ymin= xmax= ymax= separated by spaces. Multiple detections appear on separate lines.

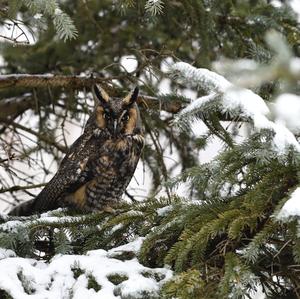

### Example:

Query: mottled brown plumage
xmin=9 ymin=85 xmax=144 ymax=216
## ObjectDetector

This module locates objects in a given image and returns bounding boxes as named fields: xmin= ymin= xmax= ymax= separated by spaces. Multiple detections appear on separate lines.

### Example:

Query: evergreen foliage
xmin=1 ymin=0 xmax=299 ymax=201
xmin=0 ymin=1 xmax=300 ymax=298
xmin=0 ymin=0 xmax=77 ymax=43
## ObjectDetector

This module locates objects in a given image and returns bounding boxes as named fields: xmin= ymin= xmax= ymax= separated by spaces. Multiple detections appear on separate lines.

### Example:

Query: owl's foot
xmin=103 ymin=206 xmax=116 ymax=214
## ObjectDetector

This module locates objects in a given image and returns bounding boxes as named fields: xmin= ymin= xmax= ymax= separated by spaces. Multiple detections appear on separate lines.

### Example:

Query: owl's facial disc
xmin=103 ymin=107 xmax=132 ymax=138
xmin=93 ymin=85 xmax=139 ymax=138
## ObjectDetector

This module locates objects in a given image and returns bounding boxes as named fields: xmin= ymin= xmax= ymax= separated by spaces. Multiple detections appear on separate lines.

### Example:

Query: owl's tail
xmin=8 ymin=199 xmax=36 ymax=216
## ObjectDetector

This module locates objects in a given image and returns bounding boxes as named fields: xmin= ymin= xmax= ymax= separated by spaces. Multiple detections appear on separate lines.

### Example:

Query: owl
xmin=9 ymin=85 xmax=144 ymax=216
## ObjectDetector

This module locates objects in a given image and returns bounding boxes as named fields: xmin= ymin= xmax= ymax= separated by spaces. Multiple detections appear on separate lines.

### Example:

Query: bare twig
xmin=0 ymin=33 xmax=30 ymax=45
xmin=0 ymin=183 xmax=47 ymax=194
xmin=143 ymin=118 xmax=172 ymax=201
xmin=0 ymin=118 xmax=68 ymax=153
xmin=0 ymin=18 xmax=33 ymax=45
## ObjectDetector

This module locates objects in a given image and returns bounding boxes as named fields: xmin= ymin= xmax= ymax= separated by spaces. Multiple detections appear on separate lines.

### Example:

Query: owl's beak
xmin=113 ymin=119 xmax=118 ymax=137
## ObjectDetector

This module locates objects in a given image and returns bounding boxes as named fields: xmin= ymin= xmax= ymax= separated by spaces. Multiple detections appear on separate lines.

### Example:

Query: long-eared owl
xmin=9 ymin=85 xmax=144 ymax=216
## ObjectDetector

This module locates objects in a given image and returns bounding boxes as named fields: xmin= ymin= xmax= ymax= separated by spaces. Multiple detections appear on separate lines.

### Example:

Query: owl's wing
xmin=9 ymin=130 xmax=99 ymax=216
xmin=32 ymin=130 xmax=99 ymax=212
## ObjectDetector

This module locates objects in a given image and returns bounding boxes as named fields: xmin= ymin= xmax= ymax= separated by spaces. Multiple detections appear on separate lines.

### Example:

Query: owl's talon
xmin=103 ymin=206 xmax=116 ymax=214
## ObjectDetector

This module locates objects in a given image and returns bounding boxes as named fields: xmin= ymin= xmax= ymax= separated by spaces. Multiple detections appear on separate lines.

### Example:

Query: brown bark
xmin=0 ymin=74 xmax=108 ymax=89
xmin=0 ymin=94 xmax=34 ymax=119
xmin=0 ymin=74 xmax=188 ymax=116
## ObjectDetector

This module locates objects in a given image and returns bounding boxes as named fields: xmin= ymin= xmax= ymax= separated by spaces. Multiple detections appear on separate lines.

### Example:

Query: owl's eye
xmin=122 ymin=113 xmax=129 ymax=122
xmin=103 ymin=112 xmax=111 ymax=120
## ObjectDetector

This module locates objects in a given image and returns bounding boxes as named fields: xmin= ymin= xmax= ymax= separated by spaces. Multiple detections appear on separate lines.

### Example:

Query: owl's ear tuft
xmin=123 ymin=87 xmax=139 ymax=106
xmin=93 ymin=84 xmax=110 ymax=105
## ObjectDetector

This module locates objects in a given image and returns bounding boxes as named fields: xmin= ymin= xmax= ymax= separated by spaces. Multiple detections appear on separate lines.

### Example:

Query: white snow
xmin=0 ymin=220 xmax=26 ymax=232
xmin=0 ymin=237 xmax=172 ymax=299
xmin=277 ymin=187 xmax=300 ymax=219
xmin=170 ymin=62 xmax=300 ymax=154
xmin=0 ymin=248 xmax=16 ymax=259
xmin=289 ymin=57 xmax=300 ymax=76
xmin=33 ymin=13 xmax=43 ymax=20
xmin=171 ymin=61 xmax=231 ymax=92
xmin=0 ymin=213 xmax=8 ymax=221
xmin=157 ymin=205 xmax=173 ymax=216
xmin=274 ymin=93 xmax=300 ymax=133
xmin=110 ymin=223 xmax=124 ymax=233
xmin=54 ymin=8 xmax=62 ymax=15
xmin=177 ymin=93 xmax=218 ymax=116
xmin=119 ymin=274 xmax=159 ymax=297
xmin=108 ymin=237 xmax=145 ymax=255
xmin=120 ymin=55 xmax=138 ymax=73
xmin=290 ymin=0 xmax=300 ymax=21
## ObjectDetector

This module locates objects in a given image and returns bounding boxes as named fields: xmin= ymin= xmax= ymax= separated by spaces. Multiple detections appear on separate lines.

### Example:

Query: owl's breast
xmin=98 ymin=137 xmax=140 ymax=168
xmin=68 ymin=135 xmax=144 ymax=212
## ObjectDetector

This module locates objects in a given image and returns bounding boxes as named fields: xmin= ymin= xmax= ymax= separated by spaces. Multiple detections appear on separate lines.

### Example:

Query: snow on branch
xmin=274 ymin=93 xmax=300 ymax=134
xmin=170 ymin=62 xmax=300 ymax=154
xmin=0 ymin=237 xmax=172 ymax=298
xmin=171 ymin=61 xmax=231 ymax=92
xmin=277 ymin=187 xmax=300 ymax=220
xmin=213 ymin=31 xmax=300 ymax=88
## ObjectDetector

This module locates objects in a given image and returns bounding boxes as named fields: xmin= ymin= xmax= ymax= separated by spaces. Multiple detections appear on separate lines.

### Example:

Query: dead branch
xmin=0 ymin=183 xmax=47 ymax=194
xmin=0 ymin=74 xmax=110 ymax=89
xmin=0 ymin=94 xmax=34 ymax=120
xmin=0 ymin=118 xmax=68 ymax=153
xmin=0 ymin=33 xmax=30 ymax=45
xmin=139 ymin=95 xmax=187 ymax=114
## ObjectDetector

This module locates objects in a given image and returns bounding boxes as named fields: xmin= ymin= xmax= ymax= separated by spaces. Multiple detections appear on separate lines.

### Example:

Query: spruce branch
xmin=0 ymin=0 xmax=77 ymax=43
xmin=169 ymin=61 xmax=300 ymax=155
xmin=52 ymin=7 xmax=78 ymax=41
xmin=145 ymin=0 xmax=164 ymax=16
xmin=21 ymin=0 xmax=77 ymax=41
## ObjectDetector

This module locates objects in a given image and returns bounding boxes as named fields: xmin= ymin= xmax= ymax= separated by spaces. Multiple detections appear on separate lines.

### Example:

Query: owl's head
xmin=92 ymin=84 xmax=141 ymax=138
